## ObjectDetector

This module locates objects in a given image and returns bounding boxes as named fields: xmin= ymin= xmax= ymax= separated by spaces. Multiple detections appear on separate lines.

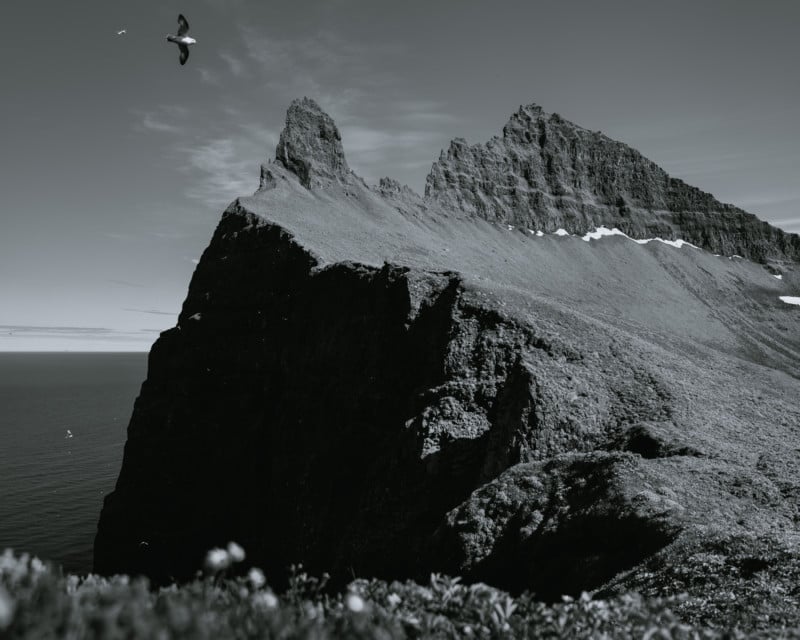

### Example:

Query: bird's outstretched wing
xmin=179 ymin=44 xmax=190 ymax=65
xmin=177 ymin=14 xmax=190 ymax=36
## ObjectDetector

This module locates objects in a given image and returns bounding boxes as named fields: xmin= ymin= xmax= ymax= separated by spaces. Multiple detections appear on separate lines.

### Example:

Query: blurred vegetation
xmin=2 ymin=548 xmax=800 ymax=639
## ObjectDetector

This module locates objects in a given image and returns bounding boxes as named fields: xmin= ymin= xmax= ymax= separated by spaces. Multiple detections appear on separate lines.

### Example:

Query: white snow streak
xmin=575 ymin=226 xmax=699 ymax=249
xmin=779 ymin=296 xmax=800 ymax=306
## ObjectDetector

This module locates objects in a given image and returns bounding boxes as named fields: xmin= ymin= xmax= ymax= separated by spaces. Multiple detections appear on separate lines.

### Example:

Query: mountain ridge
xmin=94 ymin=98 xmax=800 ymax=604
xmin=265 ymin=97 xmax=799 ymax=263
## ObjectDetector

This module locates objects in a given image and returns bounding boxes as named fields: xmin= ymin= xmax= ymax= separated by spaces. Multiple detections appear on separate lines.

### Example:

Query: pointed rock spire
xmin=274 ymin=97 xmax=350 ymax=188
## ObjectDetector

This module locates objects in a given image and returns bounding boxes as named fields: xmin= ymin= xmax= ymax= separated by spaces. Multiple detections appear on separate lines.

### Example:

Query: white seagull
xmin=116 ymin=29 xmax=127 ymax=36
xmin=166 ymin=14 xmax=196 ymax=66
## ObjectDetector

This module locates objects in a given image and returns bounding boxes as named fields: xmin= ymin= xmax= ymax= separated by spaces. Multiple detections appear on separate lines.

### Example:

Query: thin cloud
xmin=340 ymin=126 xmax=432 ymax=182
xmin=101 ymin=231 xmax=136 ymax=241
xmin=140 ymin=114 xmax=183 ymax=134
xmin=198 ymin=67 xmax=221 ymax=85
xmin=179 ymin=124 xmax=278 ymax=207
xmin=0 ymin=325 xmax=154 ymax=351
xmin=134 ymin=105 xmax=189 ymax=135
xmin=108 ymin=279 xmax=145 ymax=288
xmin=220 ymin=51 xmax=246 ymax=77
xmin=0 ymin=324 xmax=111 ymax=335
xmin=123 ymin=308 xmax=177 ymax=316
xmin=239 ymin=28 xmax=401 ymax=116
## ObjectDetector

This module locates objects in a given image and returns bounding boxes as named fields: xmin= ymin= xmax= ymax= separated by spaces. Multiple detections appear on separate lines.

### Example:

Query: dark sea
xmin=0 ymin=352 xmax=147 ymax=574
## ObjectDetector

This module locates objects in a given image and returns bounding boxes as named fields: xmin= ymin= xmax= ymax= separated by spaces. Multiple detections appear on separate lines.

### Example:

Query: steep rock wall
xmin=95 ymin=201 xmax=682 ymax=586
xmin=425 ymin=105 xmax=800 ymax=262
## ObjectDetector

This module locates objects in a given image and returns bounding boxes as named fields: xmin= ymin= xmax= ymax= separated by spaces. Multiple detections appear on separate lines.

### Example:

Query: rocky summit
xmin=426 ymin=104 xmax=800 ymax=263
xmin=95 ymin=98 xmax=800 ymax=605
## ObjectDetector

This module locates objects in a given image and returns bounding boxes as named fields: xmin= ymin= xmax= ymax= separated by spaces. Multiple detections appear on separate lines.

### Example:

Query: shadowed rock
xmin=431 ymin=452 xmax=686 ymax=598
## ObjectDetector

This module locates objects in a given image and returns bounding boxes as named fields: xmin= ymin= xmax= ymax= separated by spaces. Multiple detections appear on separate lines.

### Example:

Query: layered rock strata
xmin=426 ymin=104 xmax=800 ymax=262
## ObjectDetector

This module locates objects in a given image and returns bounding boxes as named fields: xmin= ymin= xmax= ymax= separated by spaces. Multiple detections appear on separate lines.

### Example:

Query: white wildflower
xmin=346 ymin=593 xmax=365 ymax=612
xmin=205 ymin=548 xmax=230 ymax=571
xmin=30 ymin=557 xmax=45 ymax=574
xmin=0 ymin=586 xmax=14 ymax=631
xmin=66 ymin=574 xmax=80 ymax=595
xmin=386 ymin=592 xmax=401 ymax=607
xmin=252 ymin=591 xmax=278 ymax=609
xmin=226 ymin=541 xmax=245 ymax=563
xmin=248 ymin=567 xmax=266 ymax=589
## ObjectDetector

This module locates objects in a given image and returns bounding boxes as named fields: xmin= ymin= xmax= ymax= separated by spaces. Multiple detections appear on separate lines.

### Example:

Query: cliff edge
xmin=95 ymin=99 xmax=800 ymax=600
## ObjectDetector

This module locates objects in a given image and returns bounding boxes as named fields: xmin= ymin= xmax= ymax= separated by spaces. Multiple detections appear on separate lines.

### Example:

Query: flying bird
xmin=116 ymin=29 xmax=127 ymax=36
xmin=166 ymin=14 xmax=196 ymax=66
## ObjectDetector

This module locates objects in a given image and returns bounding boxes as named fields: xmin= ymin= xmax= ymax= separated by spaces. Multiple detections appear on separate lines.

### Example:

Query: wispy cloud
xmin=220 ymin=51 xmax=246 ymax=77
xmin=108 ymin=279 xmax=145 ymax=288
xmin=339 ymin=126 xmax=433 ymax=182
xmin=123 ymin=308 xmax=177 ymax=316
xmin=0 ymin=325 xmax=154 ymax=351
xmin=0 ymin=324 xmax=111 ymax=335
xmin=198 ymin=67 xmax=221 ymax=85
xmin=134 ymin=105 xmax=189 ymax=135
xmin=179 ymin=124 xmax=278 ymax=207
xmin=239 ymin=28 xmax=402 ymax=118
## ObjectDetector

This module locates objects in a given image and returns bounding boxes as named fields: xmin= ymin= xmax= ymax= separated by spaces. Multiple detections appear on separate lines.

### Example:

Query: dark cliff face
xmin=93 ymin=202 xmax=677 ymax=584
xmin=95 ymin=98 xmax=800 ymax=595
xmin=425 ymin=104 xmax=800 ymax=262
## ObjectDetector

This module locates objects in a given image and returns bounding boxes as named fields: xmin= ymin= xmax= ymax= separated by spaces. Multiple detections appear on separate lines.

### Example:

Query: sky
xmin=1 ymin=0 xmax=798 ymax=351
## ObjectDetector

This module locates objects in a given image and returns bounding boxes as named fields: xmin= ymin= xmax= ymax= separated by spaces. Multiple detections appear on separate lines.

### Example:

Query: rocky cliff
xmin=426 ymin=104 xmax=800 ymax=263
xmin=95 ymin=99 xmax=800 ymax=598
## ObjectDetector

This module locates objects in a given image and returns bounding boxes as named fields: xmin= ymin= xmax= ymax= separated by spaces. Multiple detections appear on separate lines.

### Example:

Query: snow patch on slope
xmin=577 ymin=226 xmax=699 ymax=249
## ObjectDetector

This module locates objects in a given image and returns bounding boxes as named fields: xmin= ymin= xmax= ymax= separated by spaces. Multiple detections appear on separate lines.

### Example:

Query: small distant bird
xmin=166 ymin=14 xmax=196 ymax=66
xmin=116 ymin=29 xmax=127 ymax=36
xmin=65 ymin=429 xmax=73 ymax=439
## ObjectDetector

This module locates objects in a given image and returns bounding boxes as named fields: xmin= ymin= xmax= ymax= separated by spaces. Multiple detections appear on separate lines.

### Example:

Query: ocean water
xmin=0 ymin=352 xmax=147 ymax=574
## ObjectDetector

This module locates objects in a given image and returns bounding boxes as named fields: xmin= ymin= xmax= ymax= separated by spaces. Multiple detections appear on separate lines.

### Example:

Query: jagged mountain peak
xmin=262 ymin=97 xmax=798 ymax=262
xmin=274 ymin=97 xmax=350 ymax=188
xmin=424 ymin=101 xmax=800 ymax=262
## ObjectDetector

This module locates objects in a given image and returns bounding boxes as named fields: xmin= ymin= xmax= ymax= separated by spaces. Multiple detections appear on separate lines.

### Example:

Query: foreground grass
xmin=1 ymin=550 xmax=798 ymax=639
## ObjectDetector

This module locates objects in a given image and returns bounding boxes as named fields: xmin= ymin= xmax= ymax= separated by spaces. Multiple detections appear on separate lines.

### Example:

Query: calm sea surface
xmin=0 ymin=352 xmax=147 ymax=574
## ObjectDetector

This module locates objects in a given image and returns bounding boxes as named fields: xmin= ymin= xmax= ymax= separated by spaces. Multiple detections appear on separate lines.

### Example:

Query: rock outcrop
xmin=426 ymin=104 xmax=800 ymax=262
xmin=274 ymin=97 xmax=351 ymax=188
xmin=95 ymin=98 xmax=800 ymax=597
